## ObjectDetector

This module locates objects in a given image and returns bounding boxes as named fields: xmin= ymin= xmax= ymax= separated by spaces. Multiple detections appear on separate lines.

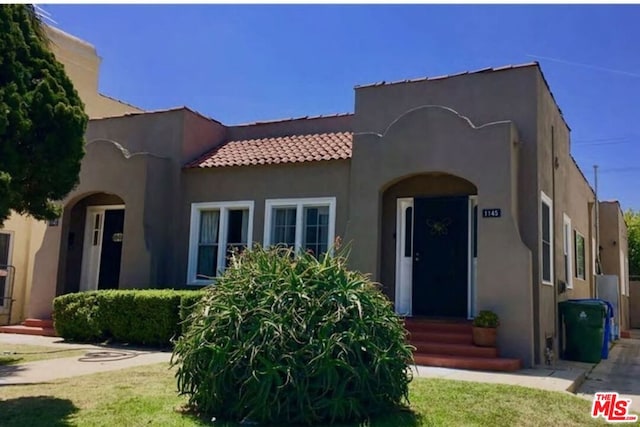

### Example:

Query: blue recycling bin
xmin=567 ymin=299 xmax=614 ymax=360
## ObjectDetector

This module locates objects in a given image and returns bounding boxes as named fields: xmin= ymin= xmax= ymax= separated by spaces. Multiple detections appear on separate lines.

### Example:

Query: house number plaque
xmin=482 ymin=209 xmax=502 ymax=218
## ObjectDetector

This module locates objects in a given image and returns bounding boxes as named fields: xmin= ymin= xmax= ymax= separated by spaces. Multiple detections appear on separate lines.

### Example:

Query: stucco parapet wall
xmin=346 ymin=105 xmax=534 ymax=365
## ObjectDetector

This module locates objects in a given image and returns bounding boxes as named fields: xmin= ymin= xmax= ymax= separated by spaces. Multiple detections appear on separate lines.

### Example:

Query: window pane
xmin=575 ymin=233 xmax=585 ymax=279
xmin=199 ymin=210 xmax=220 ymax=244
xmin=272 ymin=207 xmax=296 ymax=247
xmin=303 ymin=206 xmax=329 ymax=256
xmin=226 ymin=209 xmax=249 ymax=266
xmin=542 ymin=242 xmax=551 ymax=282
xmin=197 ymin=245 xmax=218 ymax=280
xmin=404 ymin=206 xmax=413 ymax=257
xmin=542 ymin=203 xmax=550 ymax=241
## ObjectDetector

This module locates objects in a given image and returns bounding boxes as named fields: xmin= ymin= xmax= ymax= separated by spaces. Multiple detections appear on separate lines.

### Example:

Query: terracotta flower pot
xmin=472 ymin=326 xmax=497 ymax=347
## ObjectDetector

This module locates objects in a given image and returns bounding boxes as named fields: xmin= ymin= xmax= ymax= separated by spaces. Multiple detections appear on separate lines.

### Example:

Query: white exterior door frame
xmin=80 ymin=205 xmax=125 ymax=291
xmin=395 ymin=198 xmax=414 ymax=316
xmin=395 ymin=196 xmax=477 ymax=318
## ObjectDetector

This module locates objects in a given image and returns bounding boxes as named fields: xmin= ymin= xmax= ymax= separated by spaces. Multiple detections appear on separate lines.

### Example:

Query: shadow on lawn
xmin=0 ymin=362 xmax=26 ymax=379
xmin=0 ymin=396 xmax=78 ymax=427
xmin=177 ymin=407 xmax=422 ymax=427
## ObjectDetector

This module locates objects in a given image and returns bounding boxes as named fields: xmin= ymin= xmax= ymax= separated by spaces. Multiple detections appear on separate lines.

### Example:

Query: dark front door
xmin=0 ymin=233 xmax=10 ymax=309
xmin=98 ymin=209 xmax=125 ymax=289
xmin=412 ymin=197 xmax=468 ymax=317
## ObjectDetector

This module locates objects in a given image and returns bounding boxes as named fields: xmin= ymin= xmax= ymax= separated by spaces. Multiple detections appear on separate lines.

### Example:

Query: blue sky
xmin=43 ymin=5 xmax=640 ymax=210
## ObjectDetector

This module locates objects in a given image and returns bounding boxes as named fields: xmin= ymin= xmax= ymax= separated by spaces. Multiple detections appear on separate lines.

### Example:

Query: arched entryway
xmin=57 ymin=192 xmax=126 ymax=294
xmin=381 ymin=172 xmax=478 ymax=319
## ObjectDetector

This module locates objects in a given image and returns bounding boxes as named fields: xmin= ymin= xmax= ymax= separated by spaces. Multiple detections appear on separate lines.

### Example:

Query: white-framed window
xmin=187 ymin=201 xmax=254 ymax=285
xmin=541 ymin=192 xmax=553 ymax=285
xmin=563 ymin=214 xmax=573 ymax=289
xmin=575 ymin=231 xmax=586 ymax=280
xmin=264 ymin=197 xmax=336 ymax=256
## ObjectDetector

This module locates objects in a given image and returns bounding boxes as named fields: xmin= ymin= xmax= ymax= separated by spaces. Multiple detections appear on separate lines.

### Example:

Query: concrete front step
xmin=0 ymin=324 xmax=57 ymax=337
xmin=23 ymin=318 xmax=54 ymax=328
xmin=413 ymin=353 xmax=522 ymax=372
xmin=404 ymin=318 xmax=472 ymax=334
xmin=412 ymin=341 xmax=498 ymax=358
xmin=408 ymin=330 xmax=473 ymax=345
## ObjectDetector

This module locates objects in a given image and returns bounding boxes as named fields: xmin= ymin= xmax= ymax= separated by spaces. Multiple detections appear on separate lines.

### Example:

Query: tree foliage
xmin=624 ymin=209 xmax=640 ymax=277
xmin=0 ymin=5 xmax=87 ymax=225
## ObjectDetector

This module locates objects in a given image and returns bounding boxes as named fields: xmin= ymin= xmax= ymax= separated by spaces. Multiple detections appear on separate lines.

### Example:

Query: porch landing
xmin=0 ymin=318 xmax=57 ymax=337
xmin=404 ymin=317 xmax=522 ymax=372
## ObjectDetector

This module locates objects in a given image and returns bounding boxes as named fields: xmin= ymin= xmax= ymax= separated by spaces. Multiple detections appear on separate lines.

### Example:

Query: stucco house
xmin=0 ymin=27 xmax=630 ymax=370
xmin=0 ymin=26 xmax=142 ymax=326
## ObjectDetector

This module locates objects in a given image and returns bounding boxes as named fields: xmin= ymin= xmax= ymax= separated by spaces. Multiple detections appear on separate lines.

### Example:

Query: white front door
xmin=79 ymin=205 xmax=125 ymax=291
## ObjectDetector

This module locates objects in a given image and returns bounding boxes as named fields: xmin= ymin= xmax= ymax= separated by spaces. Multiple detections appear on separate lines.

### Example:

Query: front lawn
xmin=0 ymin=363 xmax=608 ymax=426
xmin=0 ymin=344 xmax=89 ymax=366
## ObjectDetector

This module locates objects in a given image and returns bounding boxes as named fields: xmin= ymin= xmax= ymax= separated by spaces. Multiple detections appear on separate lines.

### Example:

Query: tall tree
xmin=624 ymin=209 xmax=640 ymax=277
xmin=0 ymin=5 xmax=87 ymax=226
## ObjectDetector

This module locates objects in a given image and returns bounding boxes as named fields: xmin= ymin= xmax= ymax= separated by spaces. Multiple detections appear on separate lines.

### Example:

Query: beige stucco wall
xmin=599 ymin=201 xmax=629 ymax=331
xmin=179 ymin=160 xmax=351 ymax=285
xmin=44 ymin=26 xmax=142 ymax=118
xmin=346 ymin=101 xmax=534 ymax=365
xmin=535 ymin=71 xmax=598 ymax=362
xmin=630 ymin=281 xmax=640 ymax=329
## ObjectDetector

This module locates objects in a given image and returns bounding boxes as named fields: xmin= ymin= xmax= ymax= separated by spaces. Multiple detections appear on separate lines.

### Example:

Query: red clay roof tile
xmin=187 ymin=131 xmax=353 ymax=168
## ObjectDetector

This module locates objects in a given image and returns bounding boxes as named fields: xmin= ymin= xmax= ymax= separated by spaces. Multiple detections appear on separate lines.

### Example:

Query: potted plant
xmin=472 ymin=310 xmax=499 ymax=347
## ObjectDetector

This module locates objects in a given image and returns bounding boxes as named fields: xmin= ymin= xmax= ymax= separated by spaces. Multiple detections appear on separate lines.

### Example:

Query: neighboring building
xmin=0 ymin=26 xmax=141 ymax=325
xmin=599 ymin=200 xmax=630 ymax=332
xmin=5 ymin=61 xmax=629 ymax=368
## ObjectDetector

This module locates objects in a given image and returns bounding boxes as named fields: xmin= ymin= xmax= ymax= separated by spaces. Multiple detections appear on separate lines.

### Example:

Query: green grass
xmin=0 ymin=344 xmax=89 ymax=365
xmin=0 ymin=363 xmax=610 ymax=427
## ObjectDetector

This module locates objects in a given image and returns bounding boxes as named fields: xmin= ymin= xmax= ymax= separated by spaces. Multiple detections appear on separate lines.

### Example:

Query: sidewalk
xmin=2 ymin=333 xmax=593 ymax=393
xmin=413 ymin=359 xmax=594 ymax=393
xmin=0 ymin=333 xmax=172 ymax=386
xmin=576 ymin=336 xmax=640 ymax=413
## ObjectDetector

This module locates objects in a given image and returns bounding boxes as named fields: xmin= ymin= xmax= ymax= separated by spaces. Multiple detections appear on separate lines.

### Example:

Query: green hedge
xmin=52 ymin=289 xmax=207 ymax=346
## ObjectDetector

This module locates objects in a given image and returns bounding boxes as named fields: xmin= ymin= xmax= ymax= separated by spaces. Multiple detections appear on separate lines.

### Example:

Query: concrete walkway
xmin=0 ymin=333 xmax=595 ymax=394
xmin=0 ymin=333 xmax=171 ymax=386
xmin=577 ymin=334 xmax=640 ymax=413
xmin=413 ymin=359 xmax=593 ymax=393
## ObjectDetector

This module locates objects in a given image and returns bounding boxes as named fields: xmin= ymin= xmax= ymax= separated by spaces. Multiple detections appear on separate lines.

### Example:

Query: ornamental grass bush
xmin=172 ymin=245 xmax=414 ymax=425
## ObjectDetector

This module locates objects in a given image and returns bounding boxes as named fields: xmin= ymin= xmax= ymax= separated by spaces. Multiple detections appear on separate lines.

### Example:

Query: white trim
xmin=80 ymin=205 xmax=125 ymax=292
xmin=468 ymin=196 xmax=478 ymax=318
xmin=263 ymin=197 xmax=336 ymax=253
xmin=395 ymin=198 xmax=413 ymax=316
xmin=187 ymin=200 xmax=255 ymax=286
xmin=540 ymin=191 xmax=554 ymax=285
xmin=592 ymin=237 xmax=597 ymax=277
xmin=563 ymin=214 xmax=573 ymax=289
xmin=575 ymin=230 xmax=586 ymax=280
xmin=0 ymin=230 xmax=15 ymax=313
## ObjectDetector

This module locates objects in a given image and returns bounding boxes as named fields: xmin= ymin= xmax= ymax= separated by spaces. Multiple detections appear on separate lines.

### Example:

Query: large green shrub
xmin=52 ymin=289 xmax=207 ymax=346
xmin=172 ymin=246 xmax=414 ymax=425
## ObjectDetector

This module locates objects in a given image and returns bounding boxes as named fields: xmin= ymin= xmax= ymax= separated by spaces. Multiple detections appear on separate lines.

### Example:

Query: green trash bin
xmin=559 ymin=300 xmax=606 ymax=363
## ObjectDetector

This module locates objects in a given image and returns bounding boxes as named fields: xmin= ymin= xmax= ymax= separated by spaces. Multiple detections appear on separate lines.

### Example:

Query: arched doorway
xmin=59 ymin=192 xmax=126 ymax=294
xmin=381 ymin=173 xmax=478 ymax=318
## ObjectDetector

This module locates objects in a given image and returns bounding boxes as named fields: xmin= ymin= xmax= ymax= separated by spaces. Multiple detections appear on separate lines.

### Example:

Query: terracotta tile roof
xmin=187 ymin=131 xmax=352 ymax=168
